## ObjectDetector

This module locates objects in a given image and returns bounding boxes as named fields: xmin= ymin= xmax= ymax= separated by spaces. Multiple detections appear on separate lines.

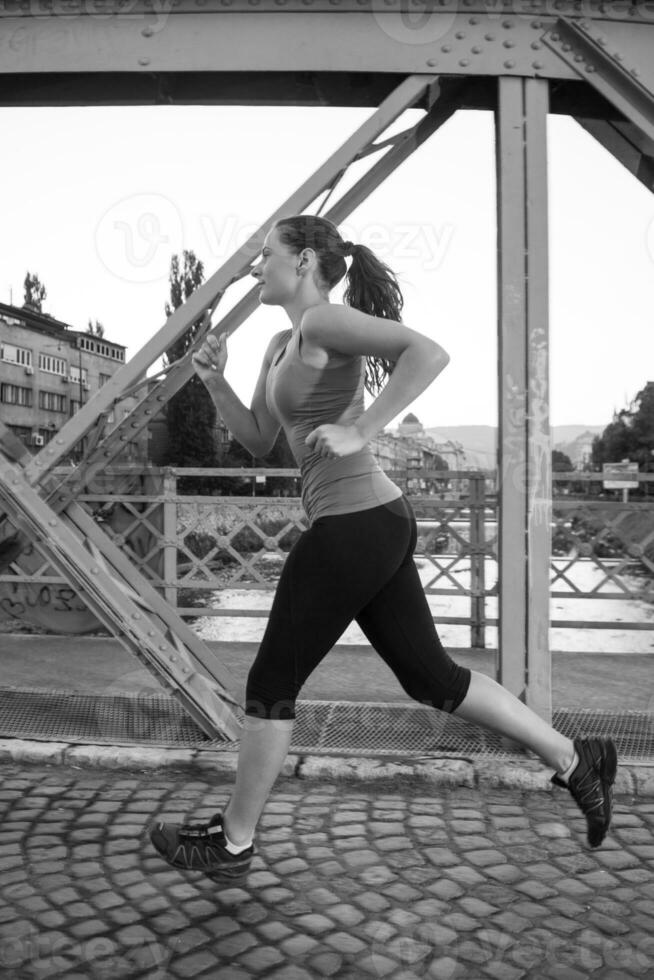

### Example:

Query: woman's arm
xmin=200 ymin=331 xmax=284 ymax=457
xmin=301 ymin=304 xmax=449 ymax=453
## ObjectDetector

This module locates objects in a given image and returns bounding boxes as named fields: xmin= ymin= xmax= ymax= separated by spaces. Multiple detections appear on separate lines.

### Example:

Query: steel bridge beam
xmin=496 ymin=75 xmax=551 ymax=723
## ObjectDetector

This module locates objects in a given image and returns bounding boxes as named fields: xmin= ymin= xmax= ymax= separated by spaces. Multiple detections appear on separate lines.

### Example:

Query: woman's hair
xmin=274 ymin=214 xmax=404 ymax=395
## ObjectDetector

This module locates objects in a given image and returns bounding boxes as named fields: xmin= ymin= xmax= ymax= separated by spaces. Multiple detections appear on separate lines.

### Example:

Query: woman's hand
xmin=305 ymin=423 xmax=366 ymax=459
xmin=191 ymin=314 xmax=228 ymax=383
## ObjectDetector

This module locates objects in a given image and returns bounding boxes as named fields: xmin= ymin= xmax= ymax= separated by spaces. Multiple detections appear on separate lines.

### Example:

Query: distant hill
xmin=423 ymin=424 xmax=605 ymax=469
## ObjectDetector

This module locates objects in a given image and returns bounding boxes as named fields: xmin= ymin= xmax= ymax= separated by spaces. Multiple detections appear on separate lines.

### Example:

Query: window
xmin=99 ymin=373 xmax=111 ymax=387
xmin=1 ymin=343 xmax=32 ymax=366
xmin=69 ymin=365 xmax=89 ymax=385
xmin=38 ymin=353 xmax=67 ymax=376
xmin=38 ymin=391 xmax=66 ymax=412
xmin=1 ymin=383 xmax=33 ymax=406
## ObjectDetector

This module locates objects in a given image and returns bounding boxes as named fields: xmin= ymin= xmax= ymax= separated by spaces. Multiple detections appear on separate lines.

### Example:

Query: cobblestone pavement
xmin=0 ymin=762 xmax=653 ymax=980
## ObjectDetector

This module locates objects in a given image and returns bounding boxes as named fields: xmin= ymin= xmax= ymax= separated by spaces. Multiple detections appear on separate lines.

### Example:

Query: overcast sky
xmin=2 ymin=103 xmax=652 ymax=430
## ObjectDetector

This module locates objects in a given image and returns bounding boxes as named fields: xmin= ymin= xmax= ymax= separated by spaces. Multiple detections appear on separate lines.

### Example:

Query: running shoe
xmin=551 ymin=736 xmax=617 ymax=848
xmin=149 ymin=811 xmax=254 ymax=880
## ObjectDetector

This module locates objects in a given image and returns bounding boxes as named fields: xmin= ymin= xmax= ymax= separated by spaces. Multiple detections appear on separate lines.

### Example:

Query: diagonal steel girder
xmin=0 ymin=421 xmax=243 ymax=741
xmin=543 ymin=18 xmax=654 ymax=146
xmin=22 ymin=72 xmax=439 ymax=491
xmin=573 ymin=117 xmax=654 ymax=194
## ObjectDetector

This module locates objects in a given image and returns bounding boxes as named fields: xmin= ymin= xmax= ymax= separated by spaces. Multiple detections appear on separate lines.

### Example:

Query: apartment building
xmin=0 ymin=300 xmax=143 ymax=459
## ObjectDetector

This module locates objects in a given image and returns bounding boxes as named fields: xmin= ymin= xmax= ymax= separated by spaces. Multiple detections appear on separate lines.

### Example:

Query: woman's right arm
xmin=193 ymin=328 xmax=284 ymax=458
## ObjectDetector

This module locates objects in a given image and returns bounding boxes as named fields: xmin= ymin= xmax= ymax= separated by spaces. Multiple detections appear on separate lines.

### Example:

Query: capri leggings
xmin=245 ymin=493 xmax=472 ymax=720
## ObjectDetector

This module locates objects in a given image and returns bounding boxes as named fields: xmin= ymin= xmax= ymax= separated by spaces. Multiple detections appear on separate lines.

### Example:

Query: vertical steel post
xmin=469 ymin=474 xmax=486 ymax=651
xmin=496 ymin=76 xmax=552 ymax=723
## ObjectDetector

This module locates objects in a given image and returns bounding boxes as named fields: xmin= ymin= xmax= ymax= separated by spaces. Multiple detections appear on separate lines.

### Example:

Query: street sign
xmin=602 ymin=461 xmax=639 ymax=490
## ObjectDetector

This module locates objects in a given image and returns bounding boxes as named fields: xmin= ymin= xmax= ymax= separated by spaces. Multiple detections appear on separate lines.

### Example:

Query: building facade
xmin=0 ymin=301 xmax=144 ymax=460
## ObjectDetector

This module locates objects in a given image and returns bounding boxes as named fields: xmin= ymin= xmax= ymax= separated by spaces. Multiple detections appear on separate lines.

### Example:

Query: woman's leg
xmin=222 ymin=717 xmax=295 ymax=845
xmin=224 ymin=500 xmax=416 ymax=844
xmin=355 ymin=514 xmax=575 ymax=773
xmin=452 ymin=672 xmax=574 ymax=772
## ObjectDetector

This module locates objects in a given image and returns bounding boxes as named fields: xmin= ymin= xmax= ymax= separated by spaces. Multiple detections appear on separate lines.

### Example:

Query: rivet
xmin=471 ymin=46 xmax=482 ymax=55
xmin=531 ymin=41 xmax=541 ymax=50
xmin=504 ymin=60 xmax=516 ymax=69
xmin=484 ymin=33 xmax=495 ymax=42
xmin=579 ymin=19 xmax=590 ymax=30
xmin=631 ymin=68 xmax=639 ymax=77
xmin=502 ymin=19 xmax=514 ymax=28
xmin=586 ymin=65 xmax=596 ymax=73
xmin=455 ymin=31 xmax=466 ymax=39
xmin=532 ymin=61 xmax=544 ymax=70
xmin=170 ymin=656 xmax=177 ymax=662
xmin=574 ymin=54 xmax=584 ymax=62
xmin=138 ymin=57 xmax=150 ymax=66
xmin=441 ymin=44 xmax=452 ymax=53
xmin=131 ymin=422 xmax=139 ymax=428
xmin=597 ymin=36 xmax=607 ymax=46
xmin=120 ymin=435 xmax=127 ymax=441
xmin=158 ymin=645 xmax=167 ymax=651
xmin=141 ymin=26 xmax=153 ymax=36
xmin=468 ymin=16 xmax=480 ymax=25
xmin=459 ymin=59 xmax=470 ymax=67
xmin=12 ymin=477 xmax=19 ymax=484
xmin=34 ymin=460 xmax=41 ymax=466
xmin=104 ymin=451 xmax=111 ymax=457
xmin=148 ymin=630 xmax=156 ymax=637
xmin=157 ymin=395 xmax=165 ymax=401
xmin=503 ymin=39 xmax=515 ymax=48
xmin=49 ymin=520 xmax=57 ymax=526
xmin=614 ymin=52 xmax=623 ymax=61
xmin=144 ymin=409 xmax=152 ymax=415
xmin=550 ymin=32 xmax=559 ymax=42
xmin=46 ymin=448 xmax=54 ymax=454
xmin=561 ymin=43 xmax=572 ymax=52
xmin=133 ymin=612 xmax=141 ymax=619
xmin=531 ymin=20 xmax=541 ymax=29
xmin=91 ymin=567 xmax=99 ymax=574
xmin=426 ymin=58 xmax=438 ymax=66
xmin=55 ymin=438 xmax=64 ymax=445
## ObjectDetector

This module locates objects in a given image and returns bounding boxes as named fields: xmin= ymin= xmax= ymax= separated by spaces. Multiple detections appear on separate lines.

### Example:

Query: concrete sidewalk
xmin=0 ymin=634 xmax=652 ymax=795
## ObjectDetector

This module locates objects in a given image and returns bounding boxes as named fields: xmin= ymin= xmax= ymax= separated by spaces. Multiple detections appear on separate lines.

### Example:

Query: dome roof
xmin=402 ymin=412 xmax=420 ymax=424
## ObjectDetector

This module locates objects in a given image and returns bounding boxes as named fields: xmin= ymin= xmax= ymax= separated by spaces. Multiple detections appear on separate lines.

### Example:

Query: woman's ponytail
xmin=342 ymin=243 xmax=404 ymax=395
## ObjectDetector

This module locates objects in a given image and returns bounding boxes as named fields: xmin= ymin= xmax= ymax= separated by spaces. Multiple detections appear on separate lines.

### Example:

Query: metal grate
xmin=0 ymin=688 xmax=651 ymax=761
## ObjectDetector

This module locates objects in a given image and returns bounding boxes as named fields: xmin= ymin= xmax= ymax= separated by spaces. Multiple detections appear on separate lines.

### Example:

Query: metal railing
xmin=1 ymin=467 xmax=653 ymax=649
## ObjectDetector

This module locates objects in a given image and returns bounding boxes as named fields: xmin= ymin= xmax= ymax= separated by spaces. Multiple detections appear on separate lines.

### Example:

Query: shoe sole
xmin=589 ymin=738 xmax=617 ymax=847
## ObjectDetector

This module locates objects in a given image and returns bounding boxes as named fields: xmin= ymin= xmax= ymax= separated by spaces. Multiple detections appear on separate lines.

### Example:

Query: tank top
xmin=265 ymin=326 xmax=402 ymax=524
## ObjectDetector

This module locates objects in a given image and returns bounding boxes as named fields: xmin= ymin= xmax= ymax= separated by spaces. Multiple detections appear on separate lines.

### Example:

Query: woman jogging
xmin=150 ymin=214 xmax=617 ymax=880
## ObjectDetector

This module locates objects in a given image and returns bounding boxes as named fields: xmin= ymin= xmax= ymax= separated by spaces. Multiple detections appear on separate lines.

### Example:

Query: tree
xmin=161 ymin=251 xmax=219 ymax=490
xmin=552 ymin=450 xmax=574 ymax=472
xmin=591 ymin=383 xmax=654 ymax=497
xmin=23 ymin=272 xmax=47 ymax=312
xmin=86 ymin=319 xmax=105 ymax=338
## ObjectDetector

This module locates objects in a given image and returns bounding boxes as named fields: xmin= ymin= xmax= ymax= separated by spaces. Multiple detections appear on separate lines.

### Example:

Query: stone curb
xmin=0 ymin=737 xmax=652 ymax=794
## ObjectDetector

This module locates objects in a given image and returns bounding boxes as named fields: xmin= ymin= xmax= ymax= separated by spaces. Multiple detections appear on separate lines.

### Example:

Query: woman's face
xmin=251 ymin=226 xmax=300 ymax=306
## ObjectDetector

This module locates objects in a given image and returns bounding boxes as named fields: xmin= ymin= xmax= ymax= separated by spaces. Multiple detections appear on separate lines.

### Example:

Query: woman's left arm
xmin=302 ymin=304 xmax=450 ymax=457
